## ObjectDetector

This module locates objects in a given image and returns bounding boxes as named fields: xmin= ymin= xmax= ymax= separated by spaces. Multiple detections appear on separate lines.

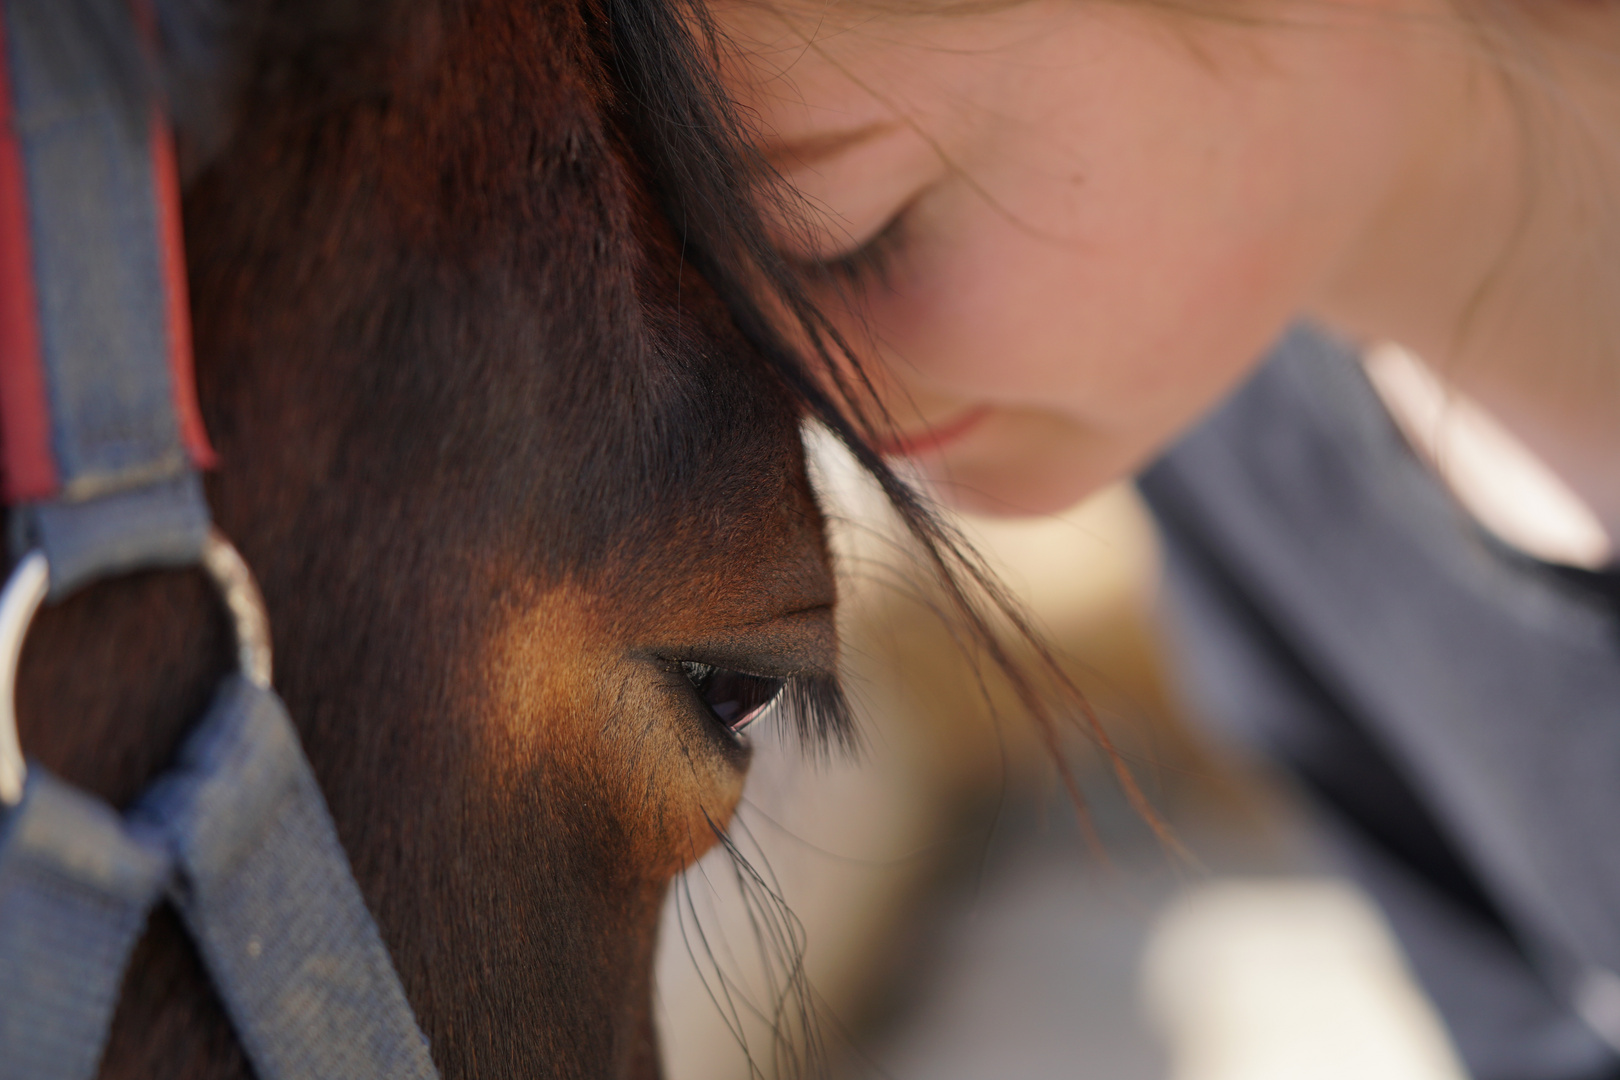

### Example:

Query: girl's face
xmin=715 ymin=0 xmax=1451 ymax=513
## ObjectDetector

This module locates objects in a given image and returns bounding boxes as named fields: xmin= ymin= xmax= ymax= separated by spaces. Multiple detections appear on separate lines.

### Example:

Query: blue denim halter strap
xmin=0 ymin=2 xmax=439 ymax=1077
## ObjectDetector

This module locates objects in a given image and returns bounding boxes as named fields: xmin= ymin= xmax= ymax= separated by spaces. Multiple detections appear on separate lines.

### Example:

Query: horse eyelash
xmin=779 ymin=673 xmax=859 ymax=758
xmin=674 ymin=660 xmax=858 ymax=757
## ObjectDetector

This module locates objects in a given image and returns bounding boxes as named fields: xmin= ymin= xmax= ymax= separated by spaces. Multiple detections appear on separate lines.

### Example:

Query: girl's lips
xmin=872 ymin=404 xmax=992 ymax=457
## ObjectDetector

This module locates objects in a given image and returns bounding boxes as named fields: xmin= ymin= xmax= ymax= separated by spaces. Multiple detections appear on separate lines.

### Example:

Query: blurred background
xmin=652 ymin=429 xmax=1469 ymax=1080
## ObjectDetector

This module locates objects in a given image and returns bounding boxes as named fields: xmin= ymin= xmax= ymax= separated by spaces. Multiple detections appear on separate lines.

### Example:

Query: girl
xmin=712 ymin=1 xmax=1620 ymax=1076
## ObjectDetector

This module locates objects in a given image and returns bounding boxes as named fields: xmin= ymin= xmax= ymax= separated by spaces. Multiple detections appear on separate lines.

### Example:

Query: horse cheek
xmin=476 ymin=582 xmax=747 ymax=884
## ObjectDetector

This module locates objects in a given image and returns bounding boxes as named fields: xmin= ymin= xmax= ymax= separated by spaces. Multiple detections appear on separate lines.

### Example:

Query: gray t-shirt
xmin=1139 ymin=325 xmax=1620 ymax=1080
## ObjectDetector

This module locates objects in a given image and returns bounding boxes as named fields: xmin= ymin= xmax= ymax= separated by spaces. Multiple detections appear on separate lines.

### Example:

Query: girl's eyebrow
xmin=764 ymin=119 xmax=900 ymax=168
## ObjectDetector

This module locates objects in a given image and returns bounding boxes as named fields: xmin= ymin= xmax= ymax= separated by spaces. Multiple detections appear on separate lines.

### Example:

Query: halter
xmin=0 ymin=2 xmax=439 ymax=1077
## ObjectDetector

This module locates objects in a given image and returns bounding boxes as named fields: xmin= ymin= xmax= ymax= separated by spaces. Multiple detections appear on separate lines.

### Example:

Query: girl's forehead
xmin=713 ymin=0 xmax=1053 ymax=153
xmin=713 ymin=0 xmax=1064 ymax=90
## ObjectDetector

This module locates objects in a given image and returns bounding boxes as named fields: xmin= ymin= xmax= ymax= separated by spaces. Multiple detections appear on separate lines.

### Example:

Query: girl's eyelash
xmin=802 ymin=211 xmax=906 ymax=290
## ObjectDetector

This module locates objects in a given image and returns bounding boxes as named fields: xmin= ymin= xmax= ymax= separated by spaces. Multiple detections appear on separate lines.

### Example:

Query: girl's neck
xmin=1310 ymin=7 xmax=1620 ymax=549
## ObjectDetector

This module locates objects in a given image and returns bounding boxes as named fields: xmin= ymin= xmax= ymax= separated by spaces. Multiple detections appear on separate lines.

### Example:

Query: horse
xmin=6 ymin=0 xmax=880 ymax=1075
xmin=4 ymin=1 xmax=1131 ymax=1076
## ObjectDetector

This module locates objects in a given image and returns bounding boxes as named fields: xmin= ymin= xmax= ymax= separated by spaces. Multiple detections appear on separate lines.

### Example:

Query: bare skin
xmin=715 ymin=0 xmax=1620 ymax=543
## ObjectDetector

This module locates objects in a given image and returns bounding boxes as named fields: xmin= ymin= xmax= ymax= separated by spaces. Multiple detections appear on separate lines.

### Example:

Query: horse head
xmin=13 ymin=0 xmax=867 ymax=1075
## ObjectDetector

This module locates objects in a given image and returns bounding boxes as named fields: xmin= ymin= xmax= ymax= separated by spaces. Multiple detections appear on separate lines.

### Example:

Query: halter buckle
xmin=0 ymin=530 xmax=272 ymax=805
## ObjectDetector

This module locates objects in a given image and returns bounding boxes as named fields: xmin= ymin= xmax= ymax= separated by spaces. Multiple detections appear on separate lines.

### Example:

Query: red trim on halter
xmin=149 ymin=119 xmax=216 ymax=469
xmin=134 ymin=0 xmax=216 ymax=470
xmin=0 ymin=13 xmax=60 ymax=504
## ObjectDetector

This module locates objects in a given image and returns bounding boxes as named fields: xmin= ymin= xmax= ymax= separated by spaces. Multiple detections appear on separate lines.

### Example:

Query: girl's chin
xmin=893 ymin=406 xmax=1134 ymax=517
xmin=912 ymin=452 xmax=1110 ymax=518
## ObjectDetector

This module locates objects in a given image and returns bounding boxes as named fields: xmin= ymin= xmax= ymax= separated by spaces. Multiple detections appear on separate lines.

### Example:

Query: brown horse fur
xmin=9 ymin=1 xmax=859 ymax=1076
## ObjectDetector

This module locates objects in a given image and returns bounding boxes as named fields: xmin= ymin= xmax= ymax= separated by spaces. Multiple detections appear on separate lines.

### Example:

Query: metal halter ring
xmin=0 ymin=530 xmax=273 ymax=806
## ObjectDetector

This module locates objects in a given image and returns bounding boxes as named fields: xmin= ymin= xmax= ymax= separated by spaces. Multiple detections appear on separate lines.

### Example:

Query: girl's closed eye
xmin=795 ymin=207 xmax=908 ymax=292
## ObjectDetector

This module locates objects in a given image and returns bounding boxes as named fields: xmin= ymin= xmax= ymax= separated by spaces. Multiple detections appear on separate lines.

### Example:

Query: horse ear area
xmin=154 ymin=0 xmax=432 ymax=184
xmin=151 ymin=0 xmax=262 ymax=181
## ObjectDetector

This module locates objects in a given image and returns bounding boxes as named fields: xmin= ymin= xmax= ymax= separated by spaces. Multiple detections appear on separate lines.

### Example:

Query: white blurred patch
xmin=1143 ymin=878 xmax=1468 ymax=1080
xmin=1364 ymin=343 xmax=1612 ymax=569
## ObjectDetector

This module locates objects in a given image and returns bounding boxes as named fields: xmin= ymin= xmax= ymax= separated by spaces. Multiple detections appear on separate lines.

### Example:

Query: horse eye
xmin=679 ymin=661 xmax=786 ymax=734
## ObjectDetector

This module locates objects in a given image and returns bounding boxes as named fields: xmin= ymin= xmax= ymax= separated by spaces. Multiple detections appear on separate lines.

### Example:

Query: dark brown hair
xmin=610 ymin=0 xmax=1162 ymax=824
